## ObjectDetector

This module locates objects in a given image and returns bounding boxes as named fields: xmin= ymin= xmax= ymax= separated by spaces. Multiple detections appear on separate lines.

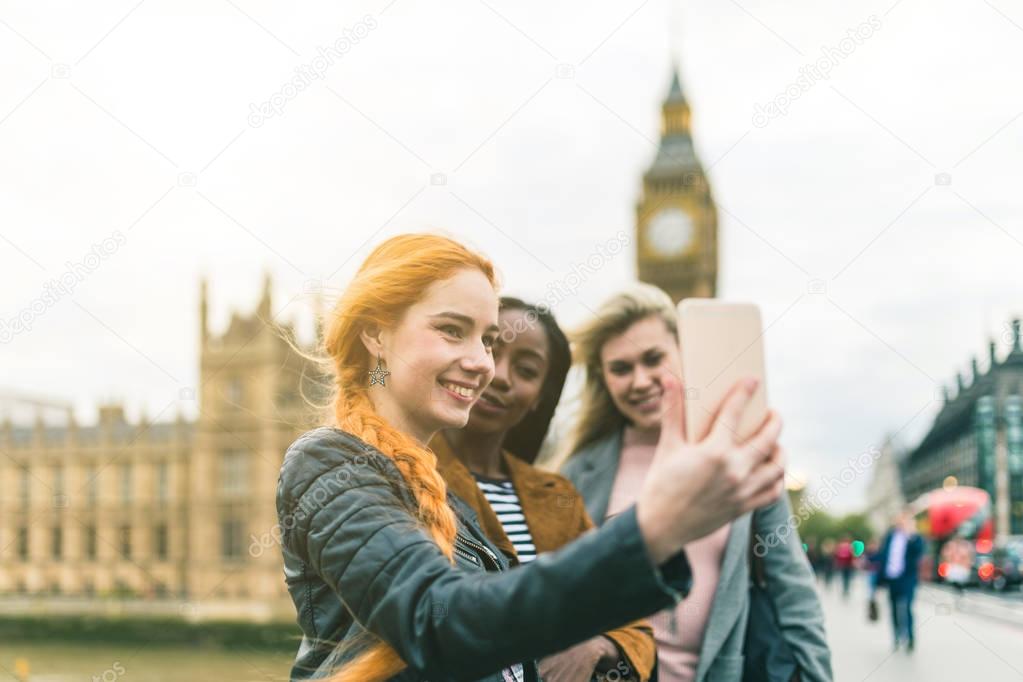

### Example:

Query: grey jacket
xmin=561 ymin=430 xmax=832 ymax=682
xmin=276 ymin=426 xmax=696 ymax=681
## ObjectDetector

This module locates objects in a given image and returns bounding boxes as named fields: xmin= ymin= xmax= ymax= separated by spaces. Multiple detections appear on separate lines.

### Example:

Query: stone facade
xmin=901 ymin=321 xmax=1023 ymax=539
xmin=0 ymin=277 xmax=322 ymax=613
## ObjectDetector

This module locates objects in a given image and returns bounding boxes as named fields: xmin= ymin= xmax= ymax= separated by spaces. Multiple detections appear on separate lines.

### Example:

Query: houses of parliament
xmin=0 ymin=277 xmax=323 ymax=616
xmin=0 ymin=68 xmax=718 ymax=615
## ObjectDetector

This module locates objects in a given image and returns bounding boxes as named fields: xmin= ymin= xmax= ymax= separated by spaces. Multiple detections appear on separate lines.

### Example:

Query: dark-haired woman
xmin=430 ymin=298 xmax=656 ymax=681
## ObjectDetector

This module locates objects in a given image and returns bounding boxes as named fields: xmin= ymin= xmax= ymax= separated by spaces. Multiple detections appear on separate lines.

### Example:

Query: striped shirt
xmin=471 ymin=473 xmax=537 ymax=564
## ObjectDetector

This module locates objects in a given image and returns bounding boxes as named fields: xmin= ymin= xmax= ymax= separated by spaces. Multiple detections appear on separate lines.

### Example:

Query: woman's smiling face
xmin=367 ymin=268 xmax=500 ymax=441
xmin=464 ymin=307 xmax=551 ymax=436
xmin=599 ymin=314 xmax=682 ymax=431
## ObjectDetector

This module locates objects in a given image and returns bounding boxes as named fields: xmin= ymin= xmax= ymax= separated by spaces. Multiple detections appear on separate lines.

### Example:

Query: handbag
xmin=742 ymin=515 xmax=801 ymax=682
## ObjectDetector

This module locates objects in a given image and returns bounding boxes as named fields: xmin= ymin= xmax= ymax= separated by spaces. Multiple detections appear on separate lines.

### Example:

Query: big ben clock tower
xmin=636 ymin=67 xmax=718 ymax=303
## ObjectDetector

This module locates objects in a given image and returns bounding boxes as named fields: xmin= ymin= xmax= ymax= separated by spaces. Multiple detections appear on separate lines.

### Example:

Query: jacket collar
xmin=693 ymin=513 xmax=751 ymax=680
xmin=500 ymin=448 xmax=581 ymax=553
xmin=430 ymin=433 xmax=520 ymax=564
xmin=562 ymin=429 xmax=623 ymax=524
xmin=431 ymin=432 xmax=586 ymax=559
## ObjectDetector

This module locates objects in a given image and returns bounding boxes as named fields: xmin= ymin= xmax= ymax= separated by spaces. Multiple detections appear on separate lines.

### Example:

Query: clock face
xmin=647 ymin=208 xmax=694 ymax=257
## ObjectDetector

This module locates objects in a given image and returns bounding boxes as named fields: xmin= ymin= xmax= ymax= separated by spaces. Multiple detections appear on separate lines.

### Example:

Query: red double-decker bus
xmin=910 ymin=486 xmax=994 ymax=584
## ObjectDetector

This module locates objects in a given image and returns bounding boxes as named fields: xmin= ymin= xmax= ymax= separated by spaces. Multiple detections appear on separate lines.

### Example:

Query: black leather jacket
xmin=276 ymin=427 xmax=693 ymax=681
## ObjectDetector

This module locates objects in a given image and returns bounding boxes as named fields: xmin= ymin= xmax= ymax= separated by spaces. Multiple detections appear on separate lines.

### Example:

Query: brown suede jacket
xmin=429 ymin=433 xmax=657 ymax=681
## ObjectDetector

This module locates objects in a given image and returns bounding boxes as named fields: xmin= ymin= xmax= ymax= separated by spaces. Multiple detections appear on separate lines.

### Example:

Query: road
xmin=819 ymin=574 xmax=1023 ymax=681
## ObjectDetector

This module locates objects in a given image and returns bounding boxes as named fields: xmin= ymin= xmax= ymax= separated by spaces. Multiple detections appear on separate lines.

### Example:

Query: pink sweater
xmin=605 ymin=426 xmax=731 ymax=682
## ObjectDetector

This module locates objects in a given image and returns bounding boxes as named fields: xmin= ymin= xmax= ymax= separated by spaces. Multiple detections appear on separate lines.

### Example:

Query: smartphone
xmin=677 ymin=299 xmax=768 ymax=443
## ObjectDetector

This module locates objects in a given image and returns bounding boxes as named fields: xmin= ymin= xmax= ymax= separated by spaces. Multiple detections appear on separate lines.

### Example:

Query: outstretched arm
xmin=278 ymin=430 xmax=691 ymax=682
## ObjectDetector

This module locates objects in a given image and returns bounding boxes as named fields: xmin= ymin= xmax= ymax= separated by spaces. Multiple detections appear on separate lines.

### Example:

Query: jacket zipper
xmin=455 ymin=534 xmax=533 ymax=681
xmin=455 ymin=532 xmax=501 ymax=571
xmin=452 ymin=544 xmax=480 ymax=566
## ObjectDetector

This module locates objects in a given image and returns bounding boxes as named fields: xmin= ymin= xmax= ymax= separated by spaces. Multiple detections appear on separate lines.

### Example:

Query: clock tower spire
xmin=636 ymin=65 xmax=718 ymax=303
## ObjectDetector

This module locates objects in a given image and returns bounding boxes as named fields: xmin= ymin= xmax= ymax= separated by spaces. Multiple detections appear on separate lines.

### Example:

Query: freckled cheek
xmin=396 ymin=338 xmax=450 ymax=388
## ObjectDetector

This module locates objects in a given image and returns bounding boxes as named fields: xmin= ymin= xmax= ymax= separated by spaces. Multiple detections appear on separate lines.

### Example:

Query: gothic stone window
xmin=86 ymin=464 xmax=99 ymax=507
xmin=18 ymin=465 xmax=29 ymax=509
xmin=120 ymin=524 xmax=132 ymax=559
xmin=221 ymin=517 xmax=245 ymax=560
xmin=120 ymin=463 xmax=133 ymax=505
xmin=218 ymin=450 xmax=248 ymax=498
xmin=51 ymin=525 xmax=62 ymax=560
xmin=154 ymin=523 xmax=168 ymax=560
xmin=156 ymin=460 xmax=169 ymax=506
xmin=17 ymin=526 xmax=28 ymax=561
xmin=85 ymin=525 xmax=97 ymax=560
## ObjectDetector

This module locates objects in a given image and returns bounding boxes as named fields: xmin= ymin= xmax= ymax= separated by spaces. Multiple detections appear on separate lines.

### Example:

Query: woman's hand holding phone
xmin=636 ymin=373 xmax=785 ymax=566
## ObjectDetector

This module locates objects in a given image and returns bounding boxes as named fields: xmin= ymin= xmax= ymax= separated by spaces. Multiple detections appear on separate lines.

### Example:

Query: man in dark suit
xmin=876 ymin=510 xmax=925 ymax=651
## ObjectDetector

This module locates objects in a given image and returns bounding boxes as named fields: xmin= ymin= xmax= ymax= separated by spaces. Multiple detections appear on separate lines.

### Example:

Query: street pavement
xmin=819 ymin=573 xmax=1023 ymax=681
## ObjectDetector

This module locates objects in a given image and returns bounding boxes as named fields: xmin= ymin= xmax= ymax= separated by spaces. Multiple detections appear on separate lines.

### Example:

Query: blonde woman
xmin=560 ymin=283 xmax=831 ymax=682
xmin=276 ymin=235 xmax=786 ymax=681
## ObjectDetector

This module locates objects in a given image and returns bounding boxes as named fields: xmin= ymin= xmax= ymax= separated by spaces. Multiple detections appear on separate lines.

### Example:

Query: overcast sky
xmin=2 ymin=0 xmax=1022 ymax=513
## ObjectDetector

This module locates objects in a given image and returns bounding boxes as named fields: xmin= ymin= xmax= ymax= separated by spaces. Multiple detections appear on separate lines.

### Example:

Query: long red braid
xmin=320 ymin=233 xmax=498 ymax=681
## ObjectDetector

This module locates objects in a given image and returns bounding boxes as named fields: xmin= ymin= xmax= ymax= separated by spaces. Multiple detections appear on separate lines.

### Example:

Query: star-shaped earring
xmin=368 ymin=356 xmax=391 ymax=386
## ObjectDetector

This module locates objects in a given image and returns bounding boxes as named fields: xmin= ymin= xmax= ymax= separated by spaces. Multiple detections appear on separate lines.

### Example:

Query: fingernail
xmin=745 ymin=377 xmax=759 ymax=394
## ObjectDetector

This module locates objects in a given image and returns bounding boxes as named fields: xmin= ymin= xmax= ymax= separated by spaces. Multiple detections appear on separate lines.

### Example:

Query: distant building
xmin=635 ymin=67 xmax=718 ymax=303
xmin=901 ymin=320 xmax=1023 ymax=539
xmin=0 ymin=277 xmax=322 ymax=614
xmin=865 ymin=438 xmax=906 ymax=536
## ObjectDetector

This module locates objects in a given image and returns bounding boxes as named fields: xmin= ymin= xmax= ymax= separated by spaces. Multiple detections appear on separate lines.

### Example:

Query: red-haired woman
xmin=276 ymin=233 xmax=786 ymax=681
